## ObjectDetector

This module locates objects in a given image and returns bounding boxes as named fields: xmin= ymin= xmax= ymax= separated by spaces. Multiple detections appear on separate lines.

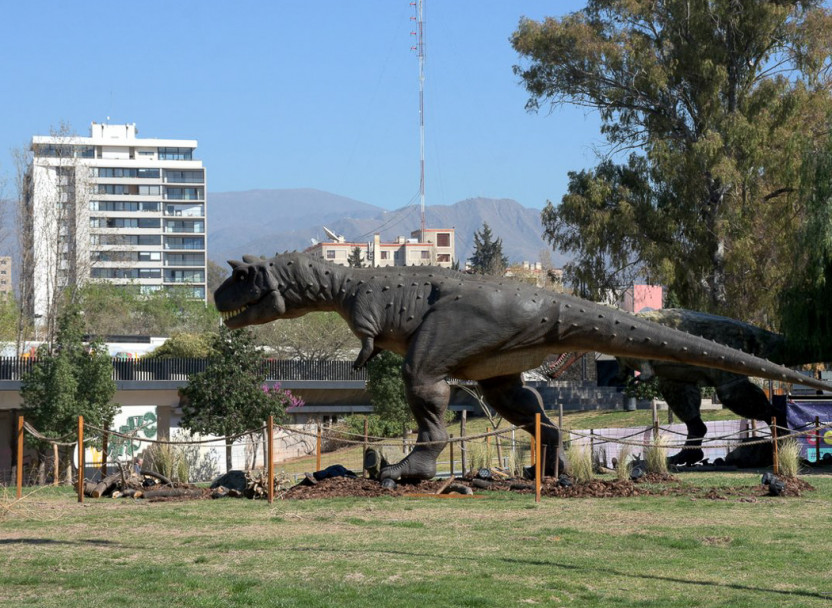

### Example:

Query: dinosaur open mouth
xmin=220 ymin=305 xmax=248 ymax=322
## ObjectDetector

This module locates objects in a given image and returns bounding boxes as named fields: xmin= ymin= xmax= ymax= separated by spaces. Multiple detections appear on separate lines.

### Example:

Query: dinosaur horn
xmin=242 ymin=254 xmax=260 ymax=264
xmin=227 ymin=260 xmax=243 ymax=269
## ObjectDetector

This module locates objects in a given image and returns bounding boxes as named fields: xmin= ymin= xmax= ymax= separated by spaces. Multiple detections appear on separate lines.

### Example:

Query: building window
xmin=326 ymin=250 xmax=336 ymax=259
xmin=164 ymin=170 xmax=204 ymax=184
xmin=164 ymin=187 xmax=203 ymax=200
xmin=381 ymin=251 xmax=389 ymax=260
xmin=158 ymin=147 xmax=193 ymax=160
xmin=97 ymin=168 xmax=160 ymax=179
xmin=164 ymin=236 xmax=204 ymax=250
xmin=421 ymin=251 xmax=430 ymax=259
xmin=437 ymin=233 xmax=451 ymax=247
xmin=437 ymin=254 xmax=451 ymax=263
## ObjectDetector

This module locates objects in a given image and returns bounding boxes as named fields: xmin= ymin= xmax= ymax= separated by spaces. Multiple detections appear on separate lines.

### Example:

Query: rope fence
xmin=6 ymin=412 xmax=832 ymax=505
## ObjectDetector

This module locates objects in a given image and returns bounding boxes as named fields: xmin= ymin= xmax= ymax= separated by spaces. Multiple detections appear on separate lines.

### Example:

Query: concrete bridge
xmin=0 ymin=356 xmax=623 ymax=479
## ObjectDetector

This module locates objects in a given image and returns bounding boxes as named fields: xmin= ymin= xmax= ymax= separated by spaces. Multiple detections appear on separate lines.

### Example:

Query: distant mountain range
xmin=208 ymin=188 xmax=566 ymax=268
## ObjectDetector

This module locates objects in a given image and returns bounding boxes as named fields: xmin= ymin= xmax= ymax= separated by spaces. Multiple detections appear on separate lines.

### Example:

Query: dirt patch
xmin=275 ymin=474 xmax=814 ymax=501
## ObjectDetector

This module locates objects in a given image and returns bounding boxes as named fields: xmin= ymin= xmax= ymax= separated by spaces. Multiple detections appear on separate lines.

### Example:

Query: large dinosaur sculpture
xmin=214 ymin=252 xmax=832 ymax=480
xmin=621 ymin=309 xmax=812 ymax=465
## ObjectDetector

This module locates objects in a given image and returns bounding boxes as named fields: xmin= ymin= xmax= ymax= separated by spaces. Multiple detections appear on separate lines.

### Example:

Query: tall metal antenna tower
xmin=411 ymin=0 xmax=426 ymax=237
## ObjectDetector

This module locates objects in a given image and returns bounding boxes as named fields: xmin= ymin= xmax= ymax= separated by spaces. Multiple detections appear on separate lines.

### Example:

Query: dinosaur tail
xmin=557 ymin=301 xmax=832 ymax=393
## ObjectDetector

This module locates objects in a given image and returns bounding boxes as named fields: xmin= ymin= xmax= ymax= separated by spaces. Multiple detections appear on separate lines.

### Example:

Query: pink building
xmin=619 ymin=284 xmax=663 ymax=313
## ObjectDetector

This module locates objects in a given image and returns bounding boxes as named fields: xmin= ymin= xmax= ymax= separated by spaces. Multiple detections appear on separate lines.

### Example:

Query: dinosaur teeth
xmin=220 ymin=306 xmax=247 ymax=321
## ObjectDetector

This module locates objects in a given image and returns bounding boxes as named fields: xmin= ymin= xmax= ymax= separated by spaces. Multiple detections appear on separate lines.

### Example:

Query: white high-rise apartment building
xmin=26 ymin=122 xmax=207 ymax=323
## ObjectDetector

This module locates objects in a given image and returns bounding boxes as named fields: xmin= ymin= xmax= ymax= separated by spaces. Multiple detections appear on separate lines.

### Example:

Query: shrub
xmin=644 ymin=434 xmax=669 ymax=475
xmin=777 ymin=438 xmax=803 ymax=478
xmin=566 ymin=440 xmax=593 ymax=483
xmin=142 ymin=437 xmax=189 ymax=483
xmin=615 ymin=445 xmax=633 ymax=481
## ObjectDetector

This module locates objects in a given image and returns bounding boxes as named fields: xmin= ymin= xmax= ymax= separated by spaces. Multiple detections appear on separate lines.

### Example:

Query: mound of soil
xmin=277 ymin=474 xmax=814 ymax=501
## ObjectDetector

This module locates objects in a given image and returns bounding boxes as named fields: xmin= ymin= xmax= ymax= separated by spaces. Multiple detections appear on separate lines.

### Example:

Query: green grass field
xmin=3 ymin=472 xmax=831 ymax=607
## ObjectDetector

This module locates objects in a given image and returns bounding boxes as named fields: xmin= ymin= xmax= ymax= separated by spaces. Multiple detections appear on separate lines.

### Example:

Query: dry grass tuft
xmin=777 ymin=438 xmax=803 ymax=478
xmin=615 ymin=445 xmax=633 ymax=481
xmin=566 ymin=441 xmax=593 ymax=483
xmin=644 ymin=434 xmax=669 ymax=475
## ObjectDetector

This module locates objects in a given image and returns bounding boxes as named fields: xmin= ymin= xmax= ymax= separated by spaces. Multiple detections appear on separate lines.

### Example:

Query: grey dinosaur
xmin=620 ymin=309 xmax=811 ymax=466
xmin=214 ymin=252 xmax=832 ymax=480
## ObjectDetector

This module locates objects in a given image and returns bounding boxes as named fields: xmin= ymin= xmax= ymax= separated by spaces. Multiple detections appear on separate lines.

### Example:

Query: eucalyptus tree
xmin=513 ymin=1 xmax=832 ymax=320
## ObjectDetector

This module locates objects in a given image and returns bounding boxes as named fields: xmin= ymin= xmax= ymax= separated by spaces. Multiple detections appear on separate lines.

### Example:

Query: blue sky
xmin=0 ymin=1 xmax=600 ymax=211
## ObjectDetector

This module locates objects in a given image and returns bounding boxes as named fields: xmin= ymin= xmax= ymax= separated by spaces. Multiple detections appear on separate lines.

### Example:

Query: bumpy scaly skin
xmin=620 ymin=309 xmax=794 ymax=465
xmin=215 ymin=253 xmax=832 ymax=480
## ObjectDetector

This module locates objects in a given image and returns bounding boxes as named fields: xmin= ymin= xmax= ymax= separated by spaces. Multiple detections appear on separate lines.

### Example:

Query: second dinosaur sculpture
xmin=620 ymin=309 xmax=814 ymax=465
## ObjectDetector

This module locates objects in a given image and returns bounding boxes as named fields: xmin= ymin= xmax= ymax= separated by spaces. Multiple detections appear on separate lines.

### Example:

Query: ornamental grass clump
xmin=615 ymin=445 xmax=633 ymax=482
xmin=142 ymin=437 xmax=189 ymax=483
xmin=644 ymin=434 xmax=669 ymax=476
xmin=506 ymin=445 xmax=530 ymax=478
xmin=565 ymin=440 xmax=593 ymax=483
xmin=777 ymin=438 xmax=803 ymax=478
xmin=468 ymin=440 xmax=495 ymax=471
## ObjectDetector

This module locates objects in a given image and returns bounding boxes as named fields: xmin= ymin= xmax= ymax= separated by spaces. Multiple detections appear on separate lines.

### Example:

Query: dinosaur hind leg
xmin=379 ymin=375 xmax=449 ymax=481
xmin=658 ymin=378 xmax=707 ymax=466
xmin=478 ymin=374 xmax=563 ymax=476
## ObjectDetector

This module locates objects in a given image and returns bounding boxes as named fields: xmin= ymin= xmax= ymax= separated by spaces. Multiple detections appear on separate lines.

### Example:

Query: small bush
xmin=644 ymin=434 xmax=669 ymax=475
xmin=566 ymin=441 xmax=593 ymax=483
xmin=777 ymin=438 xmax=803 ymax=478
xmin=142 ymin=437 xmax=189 ymax=482
xmin=505 ymin=444 xmax=530 ymax=477
xmin=616 ymin=445 xmax=633 ymax=481
xmin=468 ymin=440 xmax=495 ymax=471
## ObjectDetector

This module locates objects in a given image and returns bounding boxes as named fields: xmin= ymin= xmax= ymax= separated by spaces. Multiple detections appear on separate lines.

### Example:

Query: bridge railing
xmin=0 ymin=357 xmax=367 ymax=383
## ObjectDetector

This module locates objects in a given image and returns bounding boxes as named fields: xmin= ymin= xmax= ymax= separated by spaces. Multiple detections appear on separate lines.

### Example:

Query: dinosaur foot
xmin=668 ymin=448 xmax=704 ymax=467
xmin=379 ymin=450 xmax=438 ymax=481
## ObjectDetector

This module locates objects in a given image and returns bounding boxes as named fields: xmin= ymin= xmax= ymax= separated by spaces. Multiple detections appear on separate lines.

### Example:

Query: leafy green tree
xmin=21 ymin=303 xmax=118 ymax=482
xmin=0 ymin=295 xmax=20 ymax=342
xmin=468 ymin=222 xmax=509 ymax=275
xmin=513 ymin=1 xmax=832 ymax=319
xmin=207 ymin=260 xmax=230 ymax=304
xmin=78 ymin=283 xmax=219 ymax=337
xmin=252 ymin=311 xmax=357 ymax=362
xmin=347 ymin=247 xmax=364 ymax=268
xmin=180 ymin=326 xmax=293 ymax=471
xmin=365 ymin=351 xmax=413 ymax=436
xmin=146 ymin=332 xmax=217 ymax=359
xmin=780 ymin=133 xmax=832 ymax=361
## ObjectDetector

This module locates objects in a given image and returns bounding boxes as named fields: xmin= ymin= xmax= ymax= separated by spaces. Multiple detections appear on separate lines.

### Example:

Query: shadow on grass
xmin=0 ymin=538 xmax=120 ymax=546
xmin=288 ymin=546 xmax=829 ymax=601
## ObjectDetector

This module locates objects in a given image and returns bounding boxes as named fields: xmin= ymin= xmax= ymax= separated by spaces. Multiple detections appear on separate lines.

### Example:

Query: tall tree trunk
xmin=706 ymin=178 xmax=729 ymax=312
xmin=225 ymin=439 xmax=233 ymax=473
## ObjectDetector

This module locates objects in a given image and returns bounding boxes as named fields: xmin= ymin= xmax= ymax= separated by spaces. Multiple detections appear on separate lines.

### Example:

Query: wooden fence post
xmin=535 ymin=413 xmax=542 ymax=503
xmin=77 ymin=416 xmax=84 ymax=503
xmin=363 ymin=417 xmax=369 ymax=477
xmin=771 ymin=416 xmax=779 ymax=475
xmin=16 ymin=414 xmax=23 ymax=499
xmin=53 ymin=443 xmax=59 ymax=487
xmin=100 ymin=431 xmax=109 ymax=479
xmin=316 ymin=423 xmax=322 ymax=472
xmin=449 ymin=434 xmax=454 ymax=478
xmin=460 ymin=410 xmax=467 ymax=476
xmin=267 ymin=415 xmax=274 ymax=505
xmin=816 ymin=416 xmax=821 ymax=465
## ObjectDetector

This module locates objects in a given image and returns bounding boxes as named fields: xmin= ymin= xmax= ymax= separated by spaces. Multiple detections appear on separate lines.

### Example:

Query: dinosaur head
xmin=214 ymin=254 xmax=286 ymax=328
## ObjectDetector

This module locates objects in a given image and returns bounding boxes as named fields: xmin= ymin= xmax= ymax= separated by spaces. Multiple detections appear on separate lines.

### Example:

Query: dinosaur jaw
xmin=219 ymin=291 xmax=285 ymax=328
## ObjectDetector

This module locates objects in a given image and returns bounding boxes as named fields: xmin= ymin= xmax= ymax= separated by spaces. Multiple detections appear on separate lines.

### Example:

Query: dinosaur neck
xmin=274 ymin=257 xmax=352 ymax=315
